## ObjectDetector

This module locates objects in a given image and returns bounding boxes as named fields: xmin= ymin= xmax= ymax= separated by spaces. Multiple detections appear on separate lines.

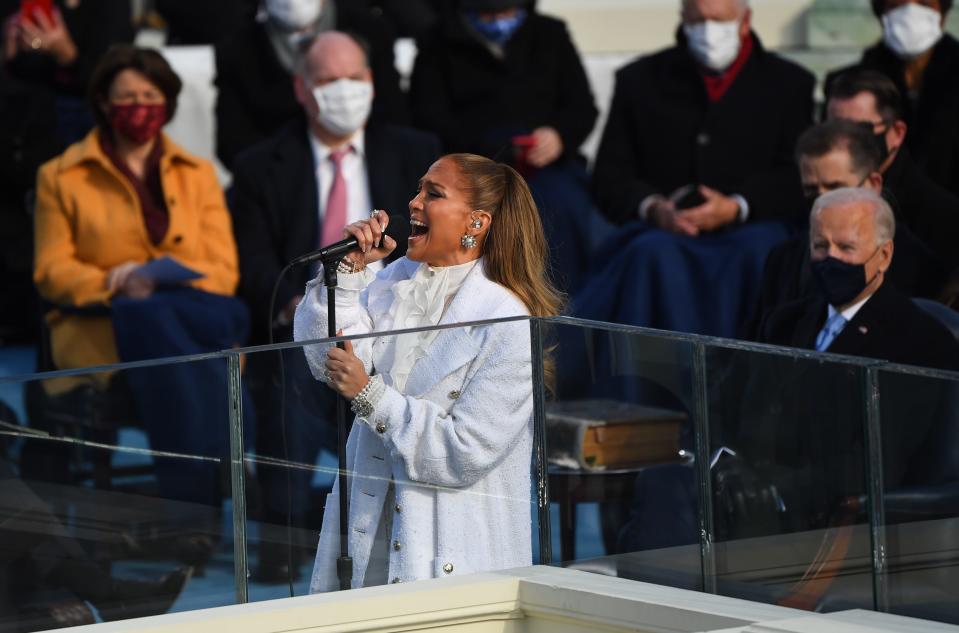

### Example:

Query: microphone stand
xmin=323 ymin=258 xmax=353 ymax=591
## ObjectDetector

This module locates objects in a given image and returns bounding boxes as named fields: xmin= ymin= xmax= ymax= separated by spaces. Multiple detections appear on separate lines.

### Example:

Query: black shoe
xmin=96 ymin=567 xmax=193 ymax=622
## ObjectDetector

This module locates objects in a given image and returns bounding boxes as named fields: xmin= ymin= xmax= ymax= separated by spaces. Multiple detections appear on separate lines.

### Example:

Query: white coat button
xmin=393 ymin=540 xmax=402 ymax=551
xmin=392 ymin=577 xmax=402 ymax=584
xmin=443 ymin=563 xmax=454 ymax=574
xmin=375 ymin=422 xmax=387 ymax=434
xmin=447 ymin=390 xmax=461 ymax=400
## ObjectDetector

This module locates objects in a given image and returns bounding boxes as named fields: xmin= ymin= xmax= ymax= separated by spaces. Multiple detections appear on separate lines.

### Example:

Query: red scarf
xmin=700 ymin=34 xmax=754 ymax=103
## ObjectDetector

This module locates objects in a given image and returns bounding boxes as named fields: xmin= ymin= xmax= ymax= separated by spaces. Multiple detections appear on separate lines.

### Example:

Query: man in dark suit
xmin=593 ymin=0 xmax=814 ymax=229
xmin=229 ymin=31 xmax=439 ymax=581
xmin=825 ymin=0 xmax=959 ymax=197
xmin=214 ymin=0 xmax=408 ymax=170
xmin=758 ymin=187 xmax=959 ymax=371
xmin=577 ymin=0 xmax=814 ymax=338
xmin=747 ymin=118 xmax=946 ymax=337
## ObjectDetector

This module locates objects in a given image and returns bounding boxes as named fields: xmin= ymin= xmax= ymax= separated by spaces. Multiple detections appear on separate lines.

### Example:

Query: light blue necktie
xmin=815 ymin=312 xmax=848 ymax=352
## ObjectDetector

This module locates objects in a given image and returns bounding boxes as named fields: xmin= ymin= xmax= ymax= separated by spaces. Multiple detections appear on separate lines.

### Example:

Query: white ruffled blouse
xmin=383 ymin=258 xmax=479 ymax=392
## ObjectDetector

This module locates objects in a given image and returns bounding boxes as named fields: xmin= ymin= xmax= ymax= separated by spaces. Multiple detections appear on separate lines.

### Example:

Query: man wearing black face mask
xmin=825 ymin=69 xmax=959 ymax=298
xmin=825 ymin=0 xmax=959 ymax=197
xmin=758 ymin=187 xmax=959 ymax=370
xmin=743 ymin=117 xmax=950 ymax=339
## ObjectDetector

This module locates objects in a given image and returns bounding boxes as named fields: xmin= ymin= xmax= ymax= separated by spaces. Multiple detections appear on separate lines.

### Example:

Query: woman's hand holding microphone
xmin=325 ymin=210 xmax=397 ymax=401
xmin=338 ymin=209 xmax=396 ymax=273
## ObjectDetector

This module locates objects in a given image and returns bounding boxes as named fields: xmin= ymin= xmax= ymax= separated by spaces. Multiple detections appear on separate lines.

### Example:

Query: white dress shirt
xmin=308 ymin=129 xmax=382 ymax=272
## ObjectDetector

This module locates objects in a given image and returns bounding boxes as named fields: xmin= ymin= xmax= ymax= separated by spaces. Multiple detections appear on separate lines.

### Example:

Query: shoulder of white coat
xmin=475 ymin=267 xmax=531 ymax=320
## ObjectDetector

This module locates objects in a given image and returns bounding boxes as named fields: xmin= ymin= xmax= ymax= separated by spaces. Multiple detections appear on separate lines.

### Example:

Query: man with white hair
xmin=758 ymin=187 xmax=959 ymax=369
xmin=594 ymin=0 xmax=814 ymax=230
xmin=582 ymin=0 xmax=815 ymax=339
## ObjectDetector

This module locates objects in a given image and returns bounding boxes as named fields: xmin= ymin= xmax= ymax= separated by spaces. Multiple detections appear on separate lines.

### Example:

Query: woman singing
xmin=294 ymin=153 xmax=561 ymax=591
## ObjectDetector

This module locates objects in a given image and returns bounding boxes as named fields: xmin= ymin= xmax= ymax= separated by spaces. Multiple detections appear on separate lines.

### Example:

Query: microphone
xmin=291 ymin=214 xmax=408 ymax=266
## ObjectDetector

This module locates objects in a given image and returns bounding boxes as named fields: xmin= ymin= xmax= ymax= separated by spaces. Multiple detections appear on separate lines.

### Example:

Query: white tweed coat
xmin=292 ymin=257 xmax=534 ymax=592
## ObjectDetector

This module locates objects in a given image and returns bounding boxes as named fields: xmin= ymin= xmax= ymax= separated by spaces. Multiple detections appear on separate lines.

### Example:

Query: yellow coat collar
xmin=57 ymin=128 xmax=200 ymax=173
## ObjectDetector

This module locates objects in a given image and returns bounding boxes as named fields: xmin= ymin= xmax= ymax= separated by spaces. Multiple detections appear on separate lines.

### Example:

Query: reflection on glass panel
xmin=0 ymin=358 xmax=238 ymax=631
xmin=878 ymin=367 xmax=959 ymax=625
xmin=242 ymin=321 xmax=538 ymax=598
xmin=548 ymin=322 xmax=700 ymax=589
xmin=705 ymin=345 xmax=873 ymax=612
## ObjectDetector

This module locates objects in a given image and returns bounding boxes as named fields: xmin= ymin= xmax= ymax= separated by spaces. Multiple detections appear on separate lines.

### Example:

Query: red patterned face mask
xmin=107 ymin=103 xmax=167 ymax=144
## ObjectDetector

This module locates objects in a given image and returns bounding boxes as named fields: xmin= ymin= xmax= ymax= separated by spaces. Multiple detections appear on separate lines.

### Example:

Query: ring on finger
xmin=30 ymin=37 xmax=42 ymax=50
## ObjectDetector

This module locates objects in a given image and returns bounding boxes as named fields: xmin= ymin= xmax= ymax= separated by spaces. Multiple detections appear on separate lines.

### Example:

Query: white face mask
xmin=882 ymin=3 xmax=943 ymax=59
xmin=683 ymin=19 xmax=742 ymax=71
xmin=265 ymin=0 xmax=322 ymax=31
xmin=312 ymin=79 xmax=373 ymax=137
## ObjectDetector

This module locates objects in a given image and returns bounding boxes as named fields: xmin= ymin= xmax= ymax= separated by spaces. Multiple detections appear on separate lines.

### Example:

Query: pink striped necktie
xmin=320 ymin=146 xmax=351 ymax=247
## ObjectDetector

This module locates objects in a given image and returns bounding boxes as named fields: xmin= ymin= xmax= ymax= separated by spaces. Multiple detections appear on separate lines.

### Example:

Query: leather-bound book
xmin=546 ymin=399 xmax=685 ymax=471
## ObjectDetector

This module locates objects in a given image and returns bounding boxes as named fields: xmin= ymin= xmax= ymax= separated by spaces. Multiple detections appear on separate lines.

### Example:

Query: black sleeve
xmin=340 ymin=6 xmax=410 ymax=126
xmin=907 ymin=176 xmax=959 ymax=274
xmin=409 ymin=37 xmax=475 ymax=153
xmin=591 ymin=68 xmax=660 ymax=225
xmin=154 ymin=0 xmax=257 ymax=45
xmin=214 ymin=44 xmax=266 ymax=171
xmin=228 ymin=155 xmax=297 ymax=335
xmin=62 ymin=0 xmax=133 ymax=93
xmin=739 ymin=67 xmax=815 ymax=223
xmin=546 ymin=22 xmax=598 ymax=157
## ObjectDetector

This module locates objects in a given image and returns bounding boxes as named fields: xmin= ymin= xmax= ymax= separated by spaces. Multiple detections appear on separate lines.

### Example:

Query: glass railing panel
xmin=544 ymin=319 xmax=702 ymax=589
xmin=0 ymin=355 xmax=238 ymax=631
xmin=875 ymin=364 xmax=959 ymax=626
xmin=239 ymin=318 xmax=540 ymax=599
xmin=703 ymin=342 xmax=876 ymax=611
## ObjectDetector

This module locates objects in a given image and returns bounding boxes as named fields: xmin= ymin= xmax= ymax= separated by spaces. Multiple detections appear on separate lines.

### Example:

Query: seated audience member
xmin=748 ymin=119 xmax=949 ymax=333
xmin=0 ymin=67 xmax=59 ymax=345
xmin=214 ymin=0 xmax=407 ymax=169
xmin=1 ymin=0 xmax=134 ymax=145
xmin=229 ymin=31 xmax=439 ymax=581
xmin=32 ymin=45 xmax=251 ymax=553
xmin=582 ymin=0 xmax=813 ymax=337
xmin=409 ymin=0 xmax=603 ymax=292
xmin=825 ymin=0 xmax=959 ymax=196
xmin=758 ymin=188 xmax=959 ymax=371
xmin=825 ymin=69 xmax=959 ymax=296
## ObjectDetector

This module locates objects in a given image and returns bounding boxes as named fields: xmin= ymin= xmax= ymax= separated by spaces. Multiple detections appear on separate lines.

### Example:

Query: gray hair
xmin=810 ymin=187 xmax=896 ymax=245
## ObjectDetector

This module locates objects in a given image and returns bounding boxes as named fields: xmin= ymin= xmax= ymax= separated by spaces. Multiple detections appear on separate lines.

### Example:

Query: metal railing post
xmin=227 ymin=353 xmax=249 ymax=604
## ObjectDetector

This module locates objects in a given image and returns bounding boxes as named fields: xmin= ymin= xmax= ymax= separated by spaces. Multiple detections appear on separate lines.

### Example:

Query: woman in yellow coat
xmin=32 ymin=45 xmax=251 ymax=545
xmin=34 ymin=45 xmax=239 ymax=376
